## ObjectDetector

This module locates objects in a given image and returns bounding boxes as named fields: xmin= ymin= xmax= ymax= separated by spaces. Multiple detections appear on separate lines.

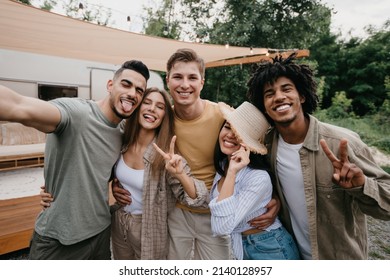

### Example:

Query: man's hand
xmin=320 ymin=138 xmax=365 ymax=189
xmin=249 ymin=197 xmax=280 ymax=230
xmin=111 ymin=178 xmax=132 ymax=206
xmin=40 ymin=186 xmax=53 ymax=209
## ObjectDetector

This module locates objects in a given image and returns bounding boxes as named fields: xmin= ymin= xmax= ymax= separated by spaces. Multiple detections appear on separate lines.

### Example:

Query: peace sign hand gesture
xmin=153 ymin=135 xmax=184 ymax=177
xmin=320 ymin=138 xmax=365 ymax=189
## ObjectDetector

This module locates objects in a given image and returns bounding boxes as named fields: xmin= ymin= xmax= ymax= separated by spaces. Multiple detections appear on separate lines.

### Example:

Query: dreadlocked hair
xmin=246 ymin=52 xmax=319 ymax=125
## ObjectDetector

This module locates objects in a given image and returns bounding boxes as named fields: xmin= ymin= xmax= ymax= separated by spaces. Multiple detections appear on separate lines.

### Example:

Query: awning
xmin=0 ymin=0 xmax=309 ymax=71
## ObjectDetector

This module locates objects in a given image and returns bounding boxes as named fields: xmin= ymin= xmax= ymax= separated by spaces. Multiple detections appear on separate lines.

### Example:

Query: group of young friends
xmin=0 ymin=48 xmax=389 ymax=260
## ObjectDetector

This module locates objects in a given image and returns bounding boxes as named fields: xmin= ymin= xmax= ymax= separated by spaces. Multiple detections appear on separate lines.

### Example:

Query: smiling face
xmin=263 ymin=76 xmax=306 ymax=127
xmin=219 ymin=122 xmax=241 ymax=157
xmin=138 ymin=90 xmax=166 ymax=131
xmin=107 ymin=69 xmax=147 ymax=122
xmin=166 ymin=61 xmax=204 ymax=107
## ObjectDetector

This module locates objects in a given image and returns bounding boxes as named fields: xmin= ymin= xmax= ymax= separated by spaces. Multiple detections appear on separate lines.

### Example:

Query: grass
xmin=314 ymin=112 xmax=390 ymax=156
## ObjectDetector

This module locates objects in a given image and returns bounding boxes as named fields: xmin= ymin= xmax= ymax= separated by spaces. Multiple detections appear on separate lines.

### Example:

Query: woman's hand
xmin=153 ymin=135 xmax=185 ymax=177
xmin=40 ymin=185 xmax=53 ymax=209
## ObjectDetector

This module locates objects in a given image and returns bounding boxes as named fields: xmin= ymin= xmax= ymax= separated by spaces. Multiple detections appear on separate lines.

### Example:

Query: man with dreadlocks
xmin=246 ymin=53 xmax=390 ymax=260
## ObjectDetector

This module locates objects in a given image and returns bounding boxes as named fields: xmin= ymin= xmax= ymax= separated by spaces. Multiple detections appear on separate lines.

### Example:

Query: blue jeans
xmin=242 ymin=226 xmax=300 ymax=260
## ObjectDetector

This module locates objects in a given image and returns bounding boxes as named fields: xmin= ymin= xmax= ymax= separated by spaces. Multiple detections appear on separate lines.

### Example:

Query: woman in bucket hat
xmin=208 ymin=101 xmax=300 ymax=260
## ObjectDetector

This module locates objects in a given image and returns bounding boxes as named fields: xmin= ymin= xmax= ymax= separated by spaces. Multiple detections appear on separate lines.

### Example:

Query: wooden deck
xmin=0 ymin=185 xmax=116 ymax=255
xmin=0 ymin=195 xmax=41 ymax=255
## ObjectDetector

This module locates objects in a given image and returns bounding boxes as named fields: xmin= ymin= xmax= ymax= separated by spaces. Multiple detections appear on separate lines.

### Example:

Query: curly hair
xmin=246 ymin=53 xmax=318 ymax=124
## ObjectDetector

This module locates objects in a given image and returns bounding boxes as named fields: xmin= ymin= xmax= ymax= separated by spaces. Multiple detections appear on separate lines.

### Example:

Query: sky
xmin=322 ymin=0 xmax=389 ymax=38
xmin=37 ymin=0 xmax=390 ymax=39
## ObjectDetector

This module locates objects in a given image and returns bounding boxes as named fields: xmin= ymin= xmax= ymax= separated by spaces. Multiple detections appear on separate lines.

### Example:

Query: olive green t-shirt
xmin=35 ymin=98 xmax=122 ymax=245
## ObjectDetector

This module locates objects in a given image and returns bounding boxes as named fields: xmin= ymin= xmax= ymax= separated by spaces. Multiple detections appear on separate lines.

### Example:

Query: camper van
xmin=0 ymin=49 xmax=164 ymax=101
xmin=0 ymin=49 xmax=166 ymax=256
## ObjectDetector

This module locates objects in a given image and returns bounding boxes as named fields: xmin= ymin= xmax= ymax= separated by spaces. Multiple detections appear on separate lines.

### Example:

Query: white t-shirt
xmin=277 ymin=136 xmax=312 ymax=259
xmin=115 ymin=154 xmax=144 ymax=215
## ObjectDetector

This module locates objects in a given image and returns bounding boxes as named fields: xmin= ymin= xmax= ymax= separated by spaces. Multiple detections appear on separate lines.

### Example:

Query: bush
xmin=382 ymin=166 xmax=390 ymax=174
xmin=314 ymin=111 xmax=389 ymax=155
xmin=372 ymin=138 xmax=390 ymax=154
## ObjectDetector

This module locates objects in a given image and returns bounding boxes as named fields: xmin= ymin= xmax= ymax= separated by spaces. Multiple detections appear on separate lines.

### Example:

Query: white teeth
xmin=276 ymin=104 xmax=290 ymax=111
xmin=224 ymin=140 xmax=237 ymax=147
xmin=178 ymin=92 xmax=190 ymax=97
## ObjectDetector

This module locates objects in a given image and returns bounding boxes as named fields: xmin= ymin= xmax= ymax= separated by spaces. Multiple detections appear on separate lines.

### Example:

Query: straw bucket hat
xmin=218 ymin=101 xmax=270 ymax=155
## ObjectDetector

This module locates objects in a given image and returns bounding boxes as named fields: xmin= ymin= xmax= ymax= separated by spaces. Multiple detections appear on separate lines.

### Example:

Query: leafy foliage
xmin=144 ymin=0 xmax=181 ymax=39
xmin=40 ymin=0 xmax=56 ymax=10
xmin=326 ymin=91 xmax=354 ymax=119
xmin=62 ymin=0 xmax=113 ymax=26
xmin=311 ymin=21 xmax=390 ymax=116
xmin=162 ymin=0 xmax=333 ymax=105
xmin=16 ymin=0 xmax=32 ymax=4
xmin=208 ymin=0 xmax=331 ymax=49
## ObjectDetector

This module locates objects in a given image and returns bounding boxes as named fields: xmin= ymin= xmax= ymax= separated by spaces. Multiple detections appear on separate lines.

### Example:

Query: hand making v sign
xmin=153 ymin=135 xmax=185 ymax=176
xmin=320 ymin=138 xmax=366 ymax=189
xmin=153 ymin=135 xmax=197 ymax=199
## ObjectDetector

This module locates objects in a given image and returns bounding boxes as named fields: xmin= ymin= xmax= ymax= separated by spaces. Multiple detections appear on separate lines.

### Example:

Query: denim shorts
xmin=242 ymin=226 xmax=300 ymax=260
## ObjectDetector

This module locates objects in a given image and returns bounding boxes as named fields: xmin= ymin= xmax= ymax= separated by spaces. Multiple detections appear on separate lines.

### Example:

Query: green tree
xmin=310 ymin=19 xmax=390 ymax=117
xmin=373 ymin=76 xmax=390 ymax=127
xmin=340 ymin=22 xmax=390 ymax=115
xmin=40 ymin=0 xmax=57 ymax=11
xmin=207 ymin=0 xmax=331 ymax=49
xmin=174 ymin=0 xmax=332 ymax=105
xmin=144 ymin=0 xmax=181 ymax=39
xmin=326 ymin=91 xmax=354 ymax=119
xmin=309 ymin=31 xmax=343 ymax=108
xmin=202 ymin=65 xmax=252 ymax=108
xmin=16 ymin=0 xmax=32 ymax=4
xmin=18 ymin=0 xmax=113 ymax=26
xmin=62 ymin=0 xmax=113 ymax=26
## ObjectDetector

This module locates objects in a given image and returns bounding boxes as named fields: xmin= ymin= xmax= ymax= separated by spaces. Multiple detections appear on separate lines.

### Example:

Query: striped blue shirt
xmin=209 ymin=165 xmax=282 ymax=259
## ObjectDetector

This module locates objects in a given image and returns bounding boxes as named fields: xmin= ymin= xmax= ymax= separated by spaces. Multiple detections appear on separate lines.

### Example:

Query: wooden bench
xmin=0 ymin=150 xmax=44 ymax=171
xmin=0 ymin=122 xmax=46 ymax=172
xmin=0 ymin=195 xmax=41 ymax=255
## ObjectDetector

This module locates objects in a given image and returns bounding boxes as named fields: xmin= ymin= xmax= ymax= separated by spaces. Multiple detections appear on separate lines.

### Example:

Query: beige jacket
xmin=266 ymin=115 xmax=390 ymax=259
xmin=116 ymin=142 xmax=209 ymax=259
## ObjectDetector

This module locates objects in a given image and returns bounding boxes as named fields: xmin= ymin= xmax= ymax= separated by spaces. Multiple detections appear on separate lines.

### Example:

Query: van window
xmin=38 ymin=84 xmax=78 ymax=101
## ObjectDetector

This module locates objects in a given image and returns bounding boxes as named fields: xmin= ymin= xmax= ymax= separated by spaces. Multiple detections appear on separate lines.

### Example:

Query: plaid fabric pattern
xmin=138 ymin=143 xmax=209 ymax=259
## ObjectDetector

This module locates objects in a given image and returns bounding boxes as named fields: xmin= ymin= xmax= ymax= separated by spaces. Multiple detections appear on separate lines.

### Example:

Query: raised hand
xmin=153 ymin=135 xmax=184 ymax=177
xmin=320 ymin=138 xmax=365 ymax=189
xmin=228 ymin=144 xmax=250 ymax=174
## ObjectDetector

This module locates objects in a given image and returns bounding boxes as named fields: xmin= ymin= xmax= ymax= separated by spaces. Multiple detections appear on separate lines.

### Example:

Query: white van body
xmin=0 ymin=49 xmax=164 ymax=100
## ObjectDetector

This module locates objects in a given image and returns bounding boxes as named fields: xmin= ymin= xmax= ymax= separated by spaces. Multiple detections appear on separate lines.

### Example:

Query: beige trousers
xmin=167 ymin=207 xmax=232 ymax=260
xmin=111 ymin=208 xmax=142 ymax=260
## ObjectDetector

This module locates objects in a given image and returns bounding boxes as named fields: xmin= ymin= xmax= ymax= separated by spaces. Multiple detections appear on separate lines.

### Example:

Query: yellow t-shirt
xmin=174 ymin=100 xmax=224 ymax=190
